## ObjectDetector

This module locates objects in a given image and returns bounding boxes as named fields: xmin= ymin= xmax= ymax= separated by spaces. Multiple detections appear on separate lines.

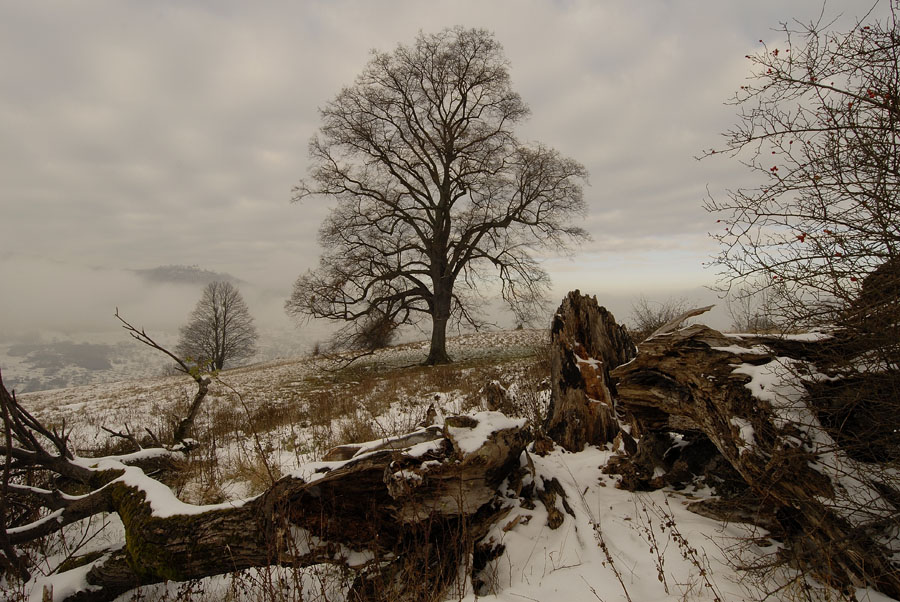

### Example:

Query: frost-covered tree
xmin=177 ymin=281 xmax=258 ymax=371
xmin=287 ymin=27 xmax=588 ymax=364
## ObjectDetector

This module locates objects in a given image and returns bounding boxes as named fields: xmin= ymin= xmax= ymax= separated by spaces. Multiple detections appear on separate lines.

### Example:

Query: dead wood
xmin=543 ymin=290 xmax=636 ymax=451
xmin=114 ymin=310 xmax=209 ymax=444
xmin=646 ymin=304 xmax=715 ymax=339
xmin=321 ymin=425 xmax=443 ymax=462
xmin=1 ymin=363 xmax=529 ymax=602
xmin=612 ymin=325 xmax=900 ymax=597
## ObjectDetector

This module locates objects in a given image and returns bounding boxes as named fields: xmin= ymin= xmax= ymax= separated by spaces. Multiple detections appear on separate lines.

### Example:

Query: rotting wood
xmin=543 ymin=290 xmax=636 ymax=451
xmin=611 ymin=324 xmax=900 ymax=597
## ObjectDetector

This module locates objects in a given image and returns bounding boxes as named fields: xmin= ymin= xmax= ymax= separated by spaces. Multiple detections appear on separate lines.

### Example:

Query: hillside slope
xmin=5 ymin=328 xmax=897 ymax=602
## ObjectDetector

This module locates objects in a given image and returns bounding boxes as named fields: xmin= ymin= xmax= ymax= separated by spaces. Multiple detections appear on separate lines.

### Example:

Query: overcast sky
xmin=0 ymin=0 xmax=885 ymax=343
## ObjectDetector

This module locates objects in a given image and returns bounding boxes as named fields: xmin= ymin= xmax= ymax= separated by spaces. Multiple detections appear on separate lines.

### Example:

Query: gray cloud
xmin=0 ymin=0 xmax=886 ymax=346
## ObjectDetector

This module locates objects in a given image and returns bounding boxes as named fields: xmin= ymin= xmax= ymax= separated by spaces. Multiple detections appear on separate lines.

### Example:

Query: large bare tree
xmin=286 ymin=27 xmax=588 ymax=364
xmin=177 ymin=281 xmax=258 ymax=372
xmin=703 ymin=3 xmax=900 ymax=326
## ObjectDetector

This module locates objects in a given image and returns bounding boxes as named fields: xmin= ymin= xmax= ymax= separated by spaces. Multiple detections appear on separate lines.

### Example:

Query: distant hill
xmin=1 ymin=339 xmax=171 ymax=393
xmin=0 ymin=326 xmax=307 ymax=393
xmin=132 ymin=265 xmax=243 ymax=286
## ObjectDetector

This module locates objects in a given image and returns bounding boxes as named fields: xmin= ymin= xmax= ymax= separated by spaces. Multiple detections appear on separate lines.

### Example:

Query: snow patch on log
xmin=711 ymin=343 xmax=769 ymax=355
xmin=729 ymin=417 xmax=756 ymax=455
xmin=735 ymin=358 xmax=896 ymax=529
xmin=445 ymin=411 xmax=527 ymax=455
xmin=113 ymin=464 xmax=253 ymax=518
xmin=34 ymin=553 xmax=107 ymax=602
xmin=71 ymin=446 xmax=177 ymax=467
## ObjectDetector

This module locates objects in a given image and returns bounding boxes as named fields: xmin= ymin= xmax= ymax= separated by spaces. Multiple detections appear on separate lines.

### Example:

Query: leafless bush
xmin=726 ymin=285 xmax=779 ymax=333
xmin=628 ymin=295 xmax=691 ymax=342
xmin=703 ymin=3 xmax=900 ymax=330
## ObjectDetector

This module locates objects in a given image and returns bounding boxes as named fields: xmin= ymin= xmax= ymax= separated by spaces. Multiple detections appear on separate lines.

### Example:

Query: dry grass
xmin=4 ymin=331 xmax=552 ymax=601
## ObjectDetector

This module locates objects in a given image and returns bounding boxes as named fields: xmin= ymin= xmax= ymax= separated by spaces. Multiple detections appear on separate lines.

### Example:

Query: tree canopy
xmin=286 ymin=27 xmax=588 ymax=364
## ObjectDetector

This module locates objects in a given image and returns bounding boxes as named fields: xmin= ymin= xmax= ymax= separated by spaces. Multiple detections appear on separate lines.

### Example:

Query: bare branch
xmin=115 ymin=308 xmax=193 ymax=376
xmin=704 ymin=5 xmax=900 ymax=326
xmin=115 ymin=309 xmax=210 ymax=443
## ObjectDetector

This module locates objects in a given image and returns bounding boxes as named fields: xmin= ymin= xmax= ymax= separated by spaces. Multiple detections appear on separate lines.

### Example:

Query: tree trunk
xmin=543 ymin=290 xmax=636 ymax=451
xmin=172 ymin=375 xmax=210 ymax=443
xmin=425 ymin=286 xmax=452 ymax=365
xmin=425 ymin=317 xmax=451 ymax=365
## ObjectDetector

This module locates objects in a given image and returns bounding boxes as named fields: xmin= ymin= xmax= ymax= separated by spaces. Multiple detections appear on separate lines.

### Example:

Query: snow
xmin=445 ymin=411 xmax=527 ymax=455
xmin=7 ymin=508 xmax=64 ymax=536
xmin=111 ymin=465 xmax=254 ymax=518
xmin=733 ymin=359 xmax=803 ymax=410
xmin=722 ymin=331 xmax=832 ymax=342
xmin=575 ymin=353 xmax=602 ymax=368
xmin=31 ymin=553 xmax=104 ymax=602
xmin=7 ymin=328 xmax=899 ymax=602
xmin=405 ymin=438 xmax=445 ymax=458
xmin=712 ymin=343 xmax=769 ymax=355
xmin=733 ymin=358 xmax=896 ymax=530
xmin=462 ymin=447 xmax=750 ymax=602
xmin=288 ymin=461 xmax=347 ymax=483
xmin=390 ymin=469 xmax=423 ymax=483
xmin=71 ymin=445 xmax=177 ymax=468
xmin=776 ymin=331 xmax=833 ymax=342
xmin=730 ymin=417 xmax=756 ymax=455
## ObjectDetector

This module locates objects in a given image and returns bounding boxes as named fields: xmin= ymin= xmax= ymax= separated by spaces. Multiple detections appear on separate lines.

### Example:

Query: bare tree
xmin=287 ymin=27 xmax=588 ymax=365
xmin=725 ymin=285 xmax=779 ymax=333
xmin=703 ymin=3 xmax=900 ymax=326
xmin=177 ymin=281 xmax=258 ymax=372
xmin=702 ymin=11 xmax=900 ymax=593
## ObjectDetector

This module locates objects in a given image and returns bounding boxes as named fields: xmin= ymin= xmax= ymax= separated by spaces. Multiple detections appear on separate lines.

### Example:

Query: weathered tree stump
xmin=543 ymin=290 xmax=636 ymax=451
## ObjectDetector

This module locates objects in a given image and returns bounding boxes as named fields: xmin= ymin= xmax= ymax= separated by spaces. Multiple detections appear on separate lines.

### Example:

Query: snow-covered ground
xmin=5 ymin=329 xmax=896 ymax=602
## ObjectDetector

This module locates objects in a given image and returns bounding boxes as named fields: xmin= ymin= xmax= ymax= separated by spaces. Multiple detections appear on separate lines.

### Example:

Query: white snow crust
xmin=445 ymin=411 xmax=526 ymax=455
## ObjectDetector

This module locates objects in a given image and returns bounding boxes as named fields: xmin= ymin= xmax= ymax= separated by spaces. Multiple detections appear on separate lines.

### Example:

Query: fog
xmin=0 ymin=254 xmax=728 ymax=344
xmin=6 ymin=0 xmax=873 ymax=390
xmin=0 ymin=255 xmax=327 ymax=362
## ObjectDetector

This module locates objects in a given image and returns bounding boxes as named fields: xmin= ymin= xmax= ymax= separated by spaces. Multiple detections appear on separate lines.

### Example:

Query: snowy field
xmin=5 ymin=329 xmax=896 ymax=602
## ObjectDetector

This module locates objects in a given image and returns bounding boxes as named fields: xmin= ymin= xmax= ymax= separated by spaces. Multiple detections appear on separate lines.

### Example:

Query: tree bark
xmin=543 ymin=290 xmax=636 ymax=451
xmin=172 ymin=375 xmax=210 ymax=443
xmin=424 ymin=286 xmax=452 ymax=365
xmin=425 ymin=316 xmax=451 ymax=365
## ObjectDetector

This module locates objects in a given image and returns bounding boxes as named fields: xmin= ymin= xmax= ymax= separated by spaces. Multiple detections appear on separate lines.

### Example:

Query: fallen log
xmin=612 ymin=325 xmax=900 ymax=597
xmin=0 ymin=376 xmax=529 ymax=602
